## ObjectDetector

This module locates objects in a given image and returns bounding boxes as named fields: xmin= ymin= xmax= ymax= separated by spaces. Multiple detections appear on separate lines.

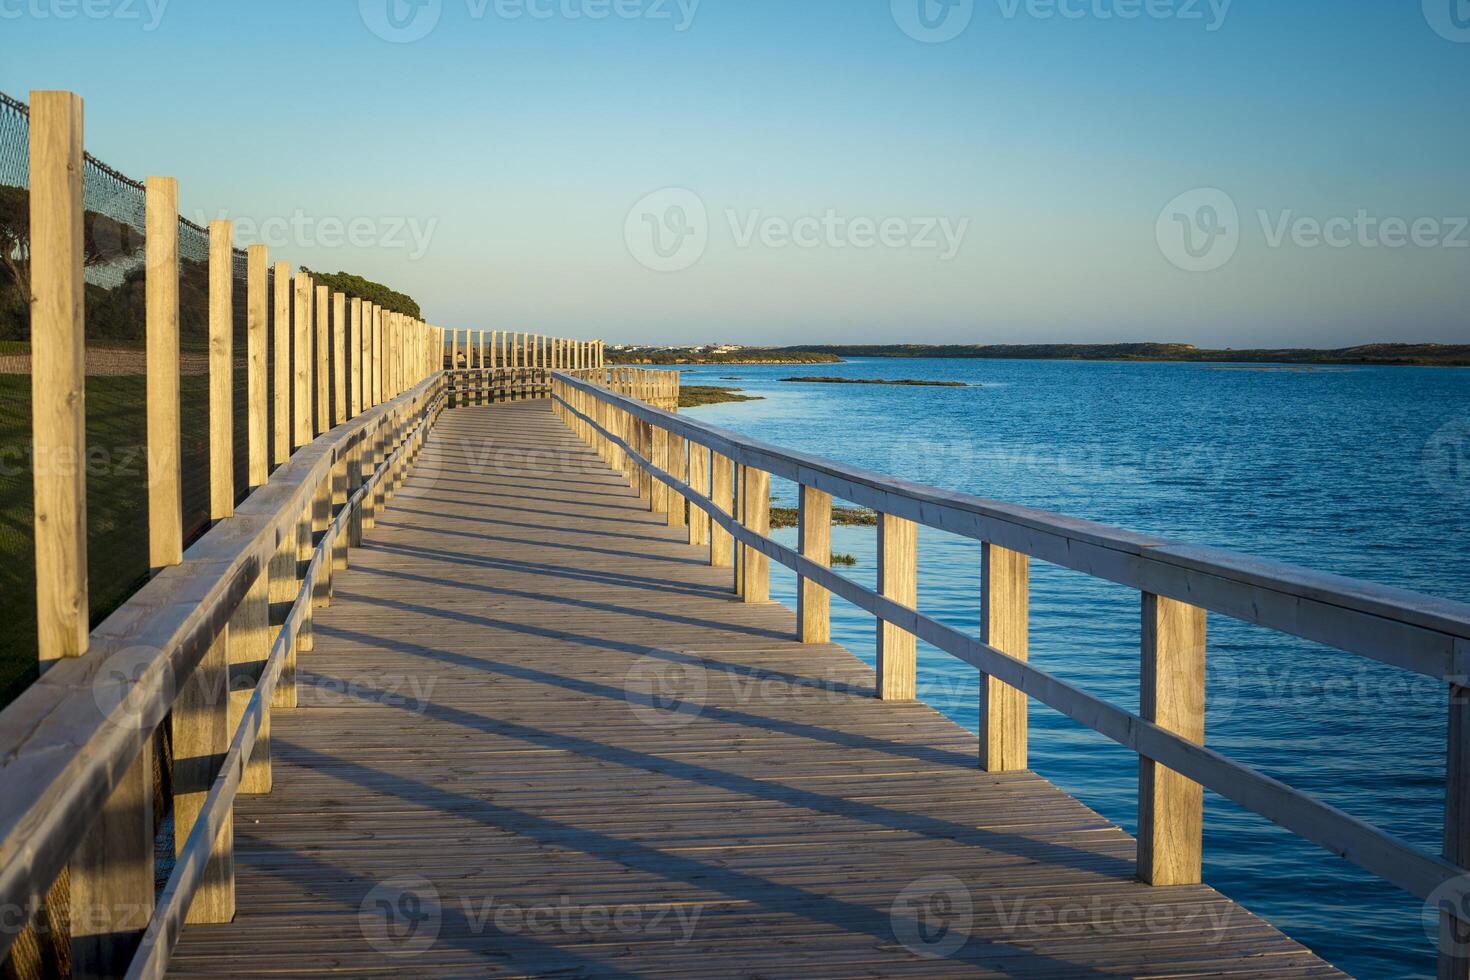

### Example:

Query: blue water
xmin=676 ymin=357 xmax=1470 ymax=979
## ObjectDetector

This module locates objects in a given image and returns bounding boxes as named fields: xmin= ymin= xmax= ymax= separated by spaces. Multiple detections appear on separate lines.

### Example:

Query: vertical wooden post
xmin=314 ymin=284 xmax=329 ymax=434
xmin=292 ymin=274 xmax=312 ymax=449
xmin=147 ymin=176 xmax=182 ymax=571
xmin=231 ymin=564 xmax=271 ymax=794
xmin=741 ymin=467 xmax=770 ymax=603
xmin=375 ymin=305 xmax=383 ymax=404
xmin=877 ymin=514 xmax=918 ymax=701
xmin=980 ymin=543 xmax=1029 ymax=772
xmin=208 ymin=220 xmax=234 ymax=521
xmin=798 ymin=485 xmax=831 ymax=643
xmin=350 ymin=297 xmax=363 ymax=417
xmin=711 ymin=453 xmax=734 ymax=570
xmin=29 ymin=89 xmax=88 ymax=667
xmin=1138 ymin=593 xmax=1206 ymax=886
xmin=271 ymin=261 xmax=291 ymax=465
xmin=333 ymin=292 xmax=347 ymax=424
xmin=650 ymin=427 xmax=669 ymax=514
xmin=246 ymin=246 xmax=268 ymax=488
xmin=172 ymin=621 xmax=235 ymax=923
xmin=688 ymin=443 xmax=710 ymax=547
xmin=668 ymin=435 xmax=688 ymax=528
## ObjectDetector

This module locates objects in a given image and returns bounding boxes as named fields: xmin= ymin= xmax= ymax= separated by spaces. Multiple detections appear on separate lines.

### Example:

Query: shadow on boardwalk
xmin=167 ymin=401 xmax=1340 ymax=978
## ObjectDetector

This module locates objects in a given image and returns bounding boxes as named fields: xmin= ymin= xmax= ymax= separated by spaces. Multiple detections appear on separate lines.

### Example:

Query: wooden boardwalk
xmin=168 ymin=401 xmax=1341 ymax=978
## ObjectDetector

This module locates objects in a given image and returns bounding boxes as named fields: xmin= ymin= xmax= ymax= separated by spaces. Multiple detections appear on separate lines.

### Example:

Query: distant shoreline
xmin=613 ymin=343 xmax=1470 ymax=368
xmin=777 ymin=342 xmax=1470 ymax=368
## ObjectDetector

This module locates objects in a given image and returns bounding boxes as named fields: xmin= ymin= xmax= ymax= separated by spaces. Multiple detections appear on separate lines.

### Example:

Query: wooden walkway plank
xmin=167 ymin=401 xmax=1342 ymax=978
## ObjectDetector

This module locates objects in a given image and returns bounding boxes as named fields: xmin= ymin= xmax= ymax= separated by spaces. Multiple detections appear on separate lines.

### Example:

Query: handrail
xmin=554 ymin=374 xmax=1470 ymax=670
xmin=0 ymin=375 xmax=444 ymax=972
xmin=551 ymin=369 xmax=1470 ymax=972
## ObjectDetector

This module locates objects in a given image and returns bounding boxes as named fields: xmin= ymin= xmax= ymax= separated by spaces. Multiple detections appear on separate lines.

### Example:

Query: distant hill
xmin=777 ymin=343 xmax=1470 ymax=367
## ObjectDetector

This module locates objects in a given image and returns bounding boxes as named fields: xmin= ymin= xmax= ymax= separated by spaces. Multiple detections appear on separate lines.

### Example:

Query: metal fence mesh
xmin=82 ymin=151 xmax=150 ymax=637
xmin=0 ymin=91 xmax=34 ymax=707
xmin=178 ymin=217 xmax=210 ymax=546
xmin=231 ymin=248 xmax=249 ymax=501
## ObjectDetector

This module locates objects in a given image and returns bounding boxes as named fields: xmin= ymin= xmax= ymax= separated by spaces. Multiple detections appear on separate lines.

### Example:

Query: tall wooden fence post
xmin=980 ymin=543 xmax=1029 ymax=771
xmin=292 ymin=274 xmax=312 ymax=449
xmin=1138 ymin=593 xmax=1206 ymax=886
xmin=350 ymin=298 xmax=363 ymax=417
xmin=314 ymin=284 xmax=329 ymax=434
xmin=146 ymin=176 xmax=182 ymax=572
xmin=877 ymin=514 xmax=917 ymax=701
xmin=208 ymin=220 xmax=234 ymax=521
xmin=271 ymin=261 xmax=291 ymax=465
xmin=31 ymin=89 xmax=150 ymax=978
xmin=246 ymin=246 xmax=268 ymax=488
xmin=333 ymin=292 xmax=347 ymax=425
xmin=798 ymin=486 xmax=831 ymax=643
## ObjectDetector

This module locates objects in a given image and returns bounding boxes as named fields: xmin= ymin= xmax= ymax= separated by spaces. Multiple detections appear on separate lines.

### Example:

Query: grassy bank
xmin=680 ymin=385 xmax=764 ymax=408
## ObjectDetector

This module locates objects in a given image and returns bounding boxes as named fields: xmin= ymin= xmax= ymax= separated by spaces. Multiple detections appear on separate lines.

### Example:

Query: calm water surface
xmin=675 ymin=357 xmax=1470 ymax=979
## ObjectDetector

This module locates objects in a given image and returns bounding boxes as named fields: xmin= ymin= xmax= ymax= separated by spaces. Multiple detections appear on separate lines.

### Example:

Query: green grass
xmin=770 ymin=505 xmax=879 ymax=530
xmin=0 ymin=373 xmax=210 ymax=709
xmin=679 ymin=385 xmax=764 ymax=408
xmin=831 ymin=553 xmax=858 ymax=566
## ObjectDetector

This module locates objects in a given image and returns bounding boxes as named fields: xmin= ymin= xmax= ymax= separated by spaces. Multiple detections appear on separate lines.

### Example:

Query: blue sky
xmin=3 ymin=0 xmax=1468 ymax=346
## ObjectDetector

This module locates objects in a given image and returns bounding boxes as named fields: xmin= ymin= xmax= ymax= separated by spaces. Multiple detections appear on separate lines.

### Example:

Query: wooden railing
xmin=447 ymin=365 xmax=680 ymax=412
xmin=552 ymin=370 xmax=1470 ymax=979
xmin=0 ymin=88 xmax=607 ymax=979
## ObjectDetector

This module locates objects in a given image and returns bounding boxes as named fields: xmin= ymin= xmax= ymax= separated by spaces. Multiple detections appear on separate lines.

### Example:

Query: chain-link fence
xmin=0 ymin=92 xmax=34 ymax=709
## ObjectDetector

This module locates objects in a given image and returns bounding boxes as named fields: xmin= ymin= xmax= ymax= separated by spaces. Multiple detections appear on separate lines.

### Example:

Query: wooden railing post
xmin=208 ymin=220 xmax=234 ymax=521
xmin=1138 ymin=593 xmax=1206 ymax=886
xmin=147 ymin=176 xmax=182 ymax=572
xmin=710 ymin=453 xmax=734 ymax=570
xmin=246 ymin=246 xmax=268 ymax=489
xmin=877 ymin=514 xmax=917 ymax=701
xmin=980 ymin=543 xmax=1029 ymax=771
xmin=688 ymin=443 xmax=710 ymax=548
xmin=741 ymin=466 xmax=770 ymax=603
xmin=271 ymin=261 xmax=291 ymax=466
xmin=798 ymin=485 xmax=831 ymax=643
xmin=668 ymin=435 xmax=688 ymax=529
xmin=650 ymin=427 xmax=669 ymax=515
